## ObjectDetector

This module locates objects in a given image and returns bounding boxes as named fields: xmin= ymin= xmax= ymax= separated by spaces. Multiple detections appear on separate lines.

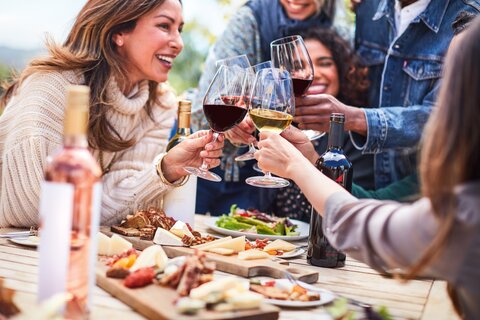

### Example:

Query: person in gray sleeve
xmin=254 ymin=17 xmax=480 ymax=319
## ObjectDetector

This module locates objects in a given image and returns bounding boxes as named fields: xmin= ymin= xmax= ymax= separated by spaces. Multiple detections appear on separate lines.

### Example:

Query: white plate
xmin=9 ymin=236 xmax=40 ymax=247
xmin=277 ymin=248 xmax=305 ymax=259
xmin=204 ymin=216 xmax=309 ymax=241
xmin=260 ymin=279 xmax=335 ymax=308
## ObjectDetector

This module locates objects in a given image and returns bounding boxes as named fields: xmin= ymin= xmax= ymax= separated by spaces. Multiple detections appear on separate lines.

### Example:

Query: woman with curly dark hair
xmin=270 ymin=28 xmax=375 ymax=222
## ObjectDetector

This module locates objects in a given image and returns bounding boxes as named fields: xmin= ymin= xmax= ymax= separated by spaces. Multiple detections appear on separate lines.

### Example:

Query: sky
xmin=0 ymin=0 xmax=233 ymax=50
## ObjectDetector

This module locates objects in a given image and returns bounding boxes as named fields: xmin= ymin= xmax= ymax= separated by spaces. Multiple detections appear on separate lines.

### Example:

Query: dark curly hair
xmin=298 ymin=28 xmax=369 ymax=107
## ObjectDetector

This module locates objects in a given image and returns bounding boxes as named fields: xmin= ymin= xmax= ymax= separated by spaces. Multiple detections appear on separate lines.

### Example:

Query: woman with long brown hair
xmin=255 ymin=17 xmax=480 ymax=318
xmin=0 ymin=0 xmax=224 ymax=227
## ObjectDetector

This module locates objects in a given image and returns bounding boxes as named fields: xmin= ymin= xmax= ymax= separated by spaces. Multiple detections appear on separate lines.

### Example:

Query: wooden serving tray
xmin=96 ymin=263 xmax=279 ymax=320
xmin=101 ymin=227 xmax=319 ymax=284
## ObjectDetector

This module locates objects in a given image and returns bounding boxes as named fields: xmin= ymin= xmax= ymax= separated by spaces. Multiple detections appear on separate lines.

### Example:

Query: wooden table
xmin=0 ymin=215 xmax=459 ymax=320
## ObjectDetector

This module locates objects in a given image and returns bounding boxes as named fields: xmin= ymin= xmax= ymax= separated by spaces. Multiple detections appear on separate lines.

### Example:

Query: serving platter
xmin=96 ymin=262 xmax=280 ymax=320
xmin=101 ymin=227 xmax=318 ymax=284
xmin=204 ymin=216 xmax=309 ymax=241
xmin=260 ymin=279 xmax=335 ymax=308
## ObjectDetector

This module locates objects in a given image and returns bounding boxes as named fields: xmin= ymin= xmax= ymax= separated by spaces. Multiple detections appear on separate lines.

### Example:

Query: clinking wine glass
xmin=215 ymin=54 xmax=251 ymax=69
xmin=245 ymin=68 xmax=294 ymax=188
xmin=184 ymin=65 xmax=248 ymax=181
xmin=271 ymin=35 xmax=325 ymax=141
xmin=235 ymin=60 xmax=273 ymax=162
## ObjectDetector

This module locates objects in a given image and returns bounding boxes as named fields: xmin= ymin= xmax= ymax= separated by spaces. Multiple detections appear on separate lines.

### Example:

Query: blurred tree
xmin=0 ymin=63 xmax=13 ymax=97
xmin=169 ymin=0 xmax=245 ymax=95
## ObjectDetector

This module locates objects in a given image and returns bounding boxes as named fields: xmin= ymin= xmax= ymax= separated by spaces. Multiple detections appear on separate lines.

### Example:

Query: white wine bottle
xmin=163 ymin=100 xmax=197 ymax=226
xmin=38 ymin=85 xmax=102 ymax=318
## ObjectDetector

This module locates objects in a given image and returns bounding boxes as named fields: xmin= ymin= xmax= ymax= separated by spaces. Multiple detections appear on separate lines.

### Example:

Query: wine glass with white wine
xmin=245 ymin=68 xmax=294 ymax=188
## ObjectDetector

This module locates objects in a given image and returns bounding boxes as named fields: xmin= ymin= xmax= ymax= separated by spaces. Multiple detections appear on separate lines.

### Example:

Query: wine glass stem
xmin=199 ymin=132 xmax=219 ymax=171
xmin=264 ymin=171 xmax=272 ymax=178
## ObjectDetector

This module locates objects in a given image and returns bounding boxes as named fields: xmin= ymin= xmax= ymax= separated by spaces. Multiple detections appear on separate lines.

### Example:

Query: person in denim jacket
xmin=294 ymin=0 xmax=480 ymax=188
xmin=191 ymin=0 xmax=334 ymax=215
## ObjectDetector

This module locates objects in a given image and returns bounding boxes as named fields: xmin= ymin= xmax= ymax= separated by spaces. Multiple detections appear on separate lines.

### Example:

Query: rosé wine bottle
xmin=38 ymin=85 xmax=102 ymax=319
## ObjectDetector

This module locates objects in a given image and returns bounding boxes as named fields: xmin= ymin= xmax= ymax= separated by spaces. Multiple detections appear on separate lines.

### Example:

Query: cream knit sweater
xmin=0 ymin=70 xmax=178 ymax=227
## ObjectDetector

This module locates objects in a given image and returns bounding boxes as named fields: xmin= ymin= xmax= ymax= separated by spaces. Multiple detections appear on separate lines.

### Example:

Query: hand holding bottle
xmin=161 ymin=130 xmax=224 ymax=182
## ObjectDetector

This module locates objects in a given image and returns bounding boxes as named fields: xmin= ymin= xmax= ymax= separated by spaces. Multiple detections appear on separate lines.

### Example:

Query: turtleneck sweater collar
xmin=107 ymin=77 xmax=150 ymax=115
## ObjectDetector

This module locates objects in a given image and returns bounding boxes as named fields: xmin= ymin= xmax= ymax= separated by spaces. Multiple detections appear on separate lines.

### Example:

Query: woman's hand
xmin=162 ymin=130 xmax=224 ymax=182
xmin=295 ymin=94 xmax=367 ymax=136
xmin=223 ymin=116 xmax=257 ymax=146
xmin=280 ymin=126 xmax=318 ymax=164
xmin=254 ymin=131 xmax=312 ymax=180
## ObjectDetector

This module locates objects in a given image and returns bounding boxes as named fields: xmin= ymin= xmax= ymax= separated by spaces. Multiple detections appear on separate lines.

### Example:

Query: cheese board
xmin=101 ymin=227 xmax=319 ymax=284
xmin=96 ymin=262 xmax=280 ymax=320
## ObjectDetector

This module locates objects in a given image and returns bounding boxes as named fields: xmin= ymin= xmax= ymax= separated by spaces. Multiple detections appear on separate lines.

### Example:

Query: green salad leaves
xmin=215 ymin=205 xmax=300 ymax=236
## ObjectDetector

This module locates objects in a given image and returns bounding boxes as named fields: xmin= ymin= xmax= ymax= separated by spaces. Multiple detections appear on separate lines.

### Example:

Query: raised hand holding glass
xmin=271 ymin=35 xmax=325 ymax=141
xmin=245 ymin=68 xmax=294 ymax=188
xmin=184 ymin=65 xmax=248 ymax=181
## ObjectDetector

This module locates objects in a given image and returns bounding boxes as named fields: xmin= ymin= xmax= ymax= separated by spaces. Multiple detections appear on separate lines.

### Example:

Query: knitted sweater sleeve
xmin=0 ymin=73 xmax=67 ymax=227
xmin=99 ymin=110 xmax=175 ymax=226
xmin=191 ymin=5 xmax=262 ymax=131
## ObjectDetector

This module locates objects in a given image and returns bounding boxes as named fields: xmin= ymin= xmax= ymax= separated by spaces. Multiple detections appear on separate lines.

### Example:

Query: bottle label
xmin=38 ymin=182 xmax=74 ymax=304
xmin=38 ymin=182 xmax=102 ymax=309
xmin=88 ymin=183 xmax=102 ymax=309
xmin=163 ymin=175 xmax=197 ymax=226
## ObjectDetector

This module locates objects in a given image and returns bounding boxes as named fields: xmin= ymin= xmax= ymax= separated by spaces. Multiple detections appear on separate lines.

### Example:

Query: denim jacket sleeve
xmin=350 ymin=78 xmax=439 ymax=153
xmin=191 ymin=6 xmax=262 ymax=132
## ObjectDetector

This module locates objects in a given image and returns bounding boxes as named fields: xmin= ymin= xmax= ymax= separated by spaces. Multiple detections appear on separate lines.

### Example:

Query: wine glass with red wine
xmin=184 ymin=65 xmax=248 ymax=181
xmin=245 ymin=68 xmax=294 ymax=188
xmin=271 ymin=35 xmax=324 ymax=141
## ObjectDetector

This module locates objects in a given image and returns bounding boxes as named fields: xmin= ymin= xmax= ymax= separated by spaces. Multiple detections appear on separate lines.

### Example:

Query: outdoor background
xmin=0 ymin=0 xmax=246 ymax=96
xmin=0 ymin=0 xmax=352 ymax=96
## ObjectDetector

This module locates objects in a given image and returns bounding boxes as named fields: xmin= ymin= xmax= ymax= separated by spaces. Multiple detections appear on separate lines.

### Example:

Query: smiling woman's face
xmin=304 ymin=38 xmax=340 ymax=97
xmin=114 ymin=0 xmax=184 ymax=89
xmin=279 ymin=0 xmax=319 ymax=20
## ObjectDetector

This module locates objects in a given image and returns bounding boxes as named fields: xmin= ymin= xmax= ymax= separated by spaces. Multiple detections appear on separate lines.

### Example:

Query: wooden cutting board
xmin=96 ymin=262 xmax=279 ymax=320
xmin=101 ymin=227 xmax=319 ymax=284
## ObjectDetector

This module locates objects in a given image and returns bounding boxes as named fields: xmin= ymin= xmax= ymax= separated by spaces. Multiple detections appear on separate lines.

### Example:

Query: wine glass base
xmin=303 ymin=129 xmax=325 ymax=141
xmin=235 ymin=152 xmax=256 ymax=162
xmin=245 ymin=175 xmax=290 ymax=188
xmin=253 ymin=163 xmax=263 ymax=173
xmin=184 ymin=166 xmax=222 ymax=182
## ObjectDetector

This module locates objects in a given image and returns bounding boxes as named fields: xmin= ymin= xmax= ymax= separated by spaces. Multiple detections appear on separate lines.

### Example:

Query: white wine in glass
xmin=245 ymin=68 xmax=294 ymax=188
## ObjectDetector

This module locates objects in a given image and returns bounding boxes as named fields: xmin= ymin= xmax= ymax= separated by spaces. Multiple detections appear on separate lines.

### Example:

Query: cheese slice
xmin=263 ymin=239 xmax=297 ymax=252
xmin=169 ymin=221 xmax=194 ymax=239
xmin=205 ymin=247 xmax=235 ymax=255
xmin=190 ymin=278 xmax=238 ymax=300
xmin=238 ymin=249 xmax=269 ymax=260
xmin=109 ymin=234 xmax=133 ymax=256
xmin=97 ymin=232 xmax=111 ymax=256
xmin=191 ymin=236 xmax=232 ymax=250
xmin=130 ymin=244 xmax=169 ymax=272
xmin=153 ymin=228 xmax=184 ymax=246
xmin=198 ymin=236 xmax=246 ymax=253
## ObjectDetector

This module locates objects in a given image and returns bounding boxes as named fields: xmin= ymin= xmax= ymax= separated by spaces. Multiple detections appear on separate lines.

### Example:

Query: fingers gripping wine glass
xmin=184 ymin=65 xmax=248 ymax=182
xmin=271 ymin=35 xmax=325 ymax=141
xmin=235 ymin=61 xmax=273 ymax=162
xmin=245 ymin=68 xmax=294 ymax=188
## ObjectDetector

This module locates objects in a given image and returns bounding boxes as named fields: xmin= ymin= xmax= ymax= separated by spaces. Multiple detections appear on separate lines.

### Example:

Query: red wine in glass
xmin=292 ymin=78 xmax=313 ymax=97
xmin=204 ymin=104 xmax=248 ymax=132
